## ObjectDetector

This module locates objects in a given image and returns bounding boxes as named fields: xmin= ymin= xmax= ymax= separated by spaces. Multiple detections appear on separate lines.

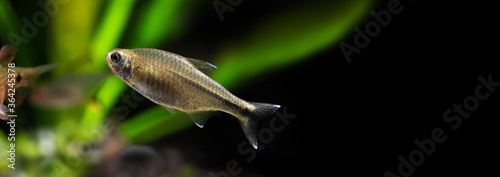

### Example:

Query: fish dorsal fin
xmin=186 ymin=58 xmax=217 ymax=75
xmin=162 ymin=106 xmax=176 ymax=115
xmin=0 ymin=45 xmax=15 ymax=67
xmin=188 ymin=111 xmax=218 ymax=128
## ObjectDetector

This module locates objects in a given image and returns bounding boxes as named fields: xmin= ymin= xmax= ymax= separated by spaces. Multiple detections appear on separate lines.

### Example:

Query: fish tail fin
xmin=239 ymin=102 xmax=281 ymax=149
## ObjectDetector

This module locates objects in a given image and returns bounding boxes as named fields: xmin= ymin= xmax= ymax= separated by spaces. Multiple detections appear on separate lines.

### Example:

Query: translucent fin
xmin=16 ymin=63 xmax=58 ymax=92
xmin=33 ymin=63 xmax=58 ymax=74
xmin=186 ymin=58 xmax=217 ymax=74
xmin=0 ymin=45 xmax=15 ymax=67
xmin=240 ymin=102 xmax=281 ymax=149
xmin=162 ymin=106 xmax=176 ymax=115
xmin=188 ymin=111 xmax=218 ymax=128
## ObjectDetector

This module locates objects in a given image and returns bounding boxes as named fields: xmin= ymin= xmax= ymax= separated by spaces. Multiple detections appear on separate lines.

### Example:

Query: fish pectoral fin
xmin=188 ymin=111 xmax=218 ymax=128
xmin=186 ymin=58 xmax=217 ymax=75
xmin=162 ymin=106 xmax=176 ymax=115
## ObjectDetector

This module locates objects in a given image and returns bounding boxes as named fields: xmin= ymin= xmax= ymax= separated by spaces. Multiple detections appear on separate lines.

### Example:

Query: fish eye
xmin=16 ymin=74 xmax=21 ymax=83
xmin=111 ymin=53 xmax=122 ymax=63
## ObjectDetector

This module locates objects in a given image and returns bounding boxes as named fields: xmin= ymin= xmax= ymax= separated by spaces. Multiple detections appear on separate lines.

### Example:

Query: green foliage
xmin=90 ymin=0 xmax=137 ymax=71
xmin=128 ymin=0 xmax=189 ymax=48
xmin=119 ymin=107 xmax=193 ymax=143
xmin=212 ymin=1 xmax=372 ymax=89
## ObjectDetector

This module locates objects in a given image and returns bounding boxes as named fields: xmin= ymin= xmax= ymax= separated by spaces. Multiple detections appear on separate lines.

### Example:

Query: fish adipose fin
xmin=188 ymin=111 xmax=219 ymax=128
xmin=240 ymin=102 xmax=281 ymax=149
xmin=186 ymin=58 xmax=217 ymax=75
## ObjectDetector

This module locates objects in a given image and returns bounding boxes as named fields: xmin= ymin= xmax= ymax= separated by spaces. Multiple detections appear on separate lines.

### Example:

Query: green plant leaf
xmin=119 ymin=107 xmax=193 ymax=143
xmin=90 ymin=0 xmax=138 ymax=70
xmin=80 ymin=76 xmax=125 ymax=135
xmin=128 ymin=0 xmax=188 ymax=48
xmin=49 ymin=0 xmax=103 ymax=74
xmin=0 ymin=0 xmax=36 ymax=66
xmin=212 ymin=0 xmax=373 ymax=89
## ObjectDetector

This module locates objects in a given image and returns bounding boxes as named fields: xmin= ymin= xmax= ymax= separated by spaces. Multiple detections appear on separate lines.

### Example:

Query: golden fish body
xmin=106 ymin=48 xmax=280 ymax=149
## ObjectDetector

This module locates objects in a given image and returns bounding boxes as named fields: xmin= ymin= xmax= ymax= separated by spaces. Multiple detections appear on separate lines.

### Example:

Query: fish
xmin=105 ymin=48 xmax=280 ymax=149
xmin=30 ymin=73 xmax=109 ymax=109
xmin=0 ymin=45 xmax=58 ymax=120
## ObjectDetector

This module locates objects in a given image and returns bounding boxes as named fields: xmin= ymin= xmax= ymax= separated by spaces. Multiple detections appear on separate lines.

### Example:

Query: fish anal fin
xmin=186 ymin=58 xmax=217 ymax=75
xmin=188 ymin=111 xmax=218 ymax=128
xmin=162 ymin=106 xmax=176 ymax=115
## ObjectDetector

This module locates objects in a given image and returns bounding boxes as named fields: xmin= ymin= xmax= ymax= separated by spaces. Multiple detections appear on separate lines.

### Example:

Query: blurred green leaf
xmin=129 ymin=0 xmax=187 ymax=48
xmin=49 ymin=0 xmax=103 ymax=74
xmin=90 ymin=0 xmax=138 ymax=70
xmin=80 ymin=76 xmax=125 ymax=130
xmin=17 ymin=132 xmax=39 ymax=158
xmin=213 ymin=0 xmax=373 ymax=89
xmin=0 ymin=131 xmax=10 ymax=171
xmin=0 ymin=0 xmax=19 ymax=41
xmin=119 ymin=107 xmax=193 ymax=143
xmin=96 ymin=76 xmax=128 ymax=111
xmin=0 ymin=0 xmax=36 ymax=66
xmin=82 ymin=0 xmax=138 ymax=145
